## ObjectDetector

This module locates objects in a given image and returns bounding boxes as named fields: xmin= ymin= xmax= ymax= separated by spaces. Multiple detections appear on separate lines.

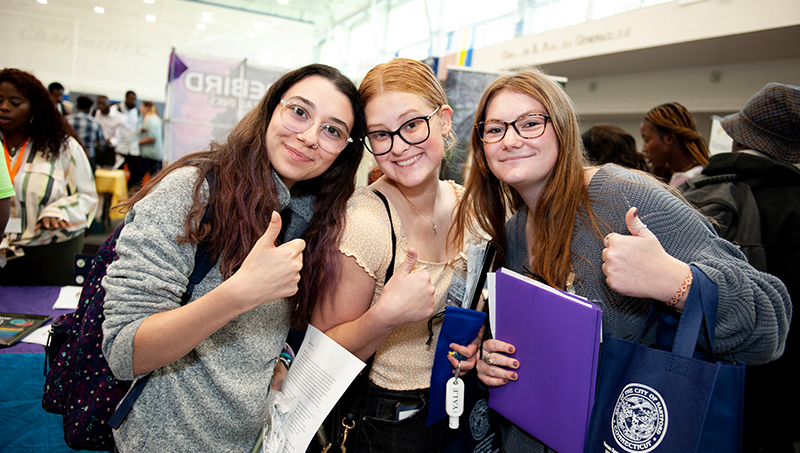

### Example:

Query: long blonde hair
xmin=453 ymin=68 xmax=602 ymax=289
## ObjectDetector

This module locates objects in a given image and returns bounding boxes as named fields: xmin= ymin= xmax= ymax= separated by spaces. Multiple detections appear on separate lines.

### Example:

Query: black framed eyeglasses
xmin=363 ymin=105 xmax=441 ymax=156
xmin=475 ymin=113 xmax=551 ymax=143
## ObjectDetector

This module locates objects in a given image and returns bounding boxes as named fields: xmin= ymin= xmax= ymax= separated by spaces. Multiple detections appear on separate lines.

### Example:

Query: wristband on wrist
xmin=278 ymin=351 xmax=293 ymax=369
xmin=666 ymin=271 xmax=693 ymax=307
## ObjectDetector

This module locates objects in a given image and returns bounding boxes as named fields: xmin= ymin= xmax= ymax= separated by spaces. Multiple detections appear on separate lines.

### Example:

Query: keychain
xmin=445 ymin=358 xmax=464 ymax=429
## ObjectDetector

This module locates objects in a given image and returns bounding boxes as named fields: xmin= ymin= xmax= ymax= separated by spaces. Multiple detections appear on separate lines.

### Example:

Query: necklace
xmin=398 ymin=188 xmax=437 ymax=234
xmin=5 ymin=136 xmax=26 ymax=154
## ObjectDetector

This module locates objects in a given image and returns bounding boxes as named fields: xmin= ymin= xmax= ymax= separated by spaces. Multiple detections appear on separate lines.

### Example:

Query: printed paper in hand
xmin=280 ymin=325 xmax=366 ymax=453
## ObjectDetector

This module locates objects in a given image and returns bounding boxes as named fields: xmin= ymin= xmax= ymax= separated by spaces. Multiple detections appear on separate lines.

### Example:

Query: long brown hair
xmin=452 ymin=69 xmax=601 ymax=289
xmin=643 ymin=102 xmax=709 ymax=166
xmin=0 ymin=68 xmax=78 ymax=160
xmin=123 ymin=64 xmax=366 ymax=328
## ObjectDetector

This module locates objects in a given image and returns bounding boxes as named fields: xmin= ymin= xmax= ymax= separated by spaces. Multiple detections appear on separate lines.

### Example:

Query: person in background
xmin=0 ymin=155 xmax=12 ymax=235
xmin=113 ymin=90 xmax=143 ymax=189
xmin=311 ymin=58 xmax=478 ymax=453
xmin=94 ymin=95 xmax=127 ymax=168
xmin=0 ymin=68 xmax=97 ymax=285
xmin=581 ymin=123 xmax=648 ymax=171
xmin=66 ymin=95 xmax=106 ymax=171
xmin=137 ymin=100 xmax=163 ymax=178
xmin=102 ymin=64 xmax=366 ymax=452
xmin=700 ymin=82 xmax=799 ymax=453
xmin=640 ymin=102 xmax=709 ymax=187
xmin=48 ymin=81 xmax=69 ymax=115
xmin=452 ymin=69 xmax=792 ymax=452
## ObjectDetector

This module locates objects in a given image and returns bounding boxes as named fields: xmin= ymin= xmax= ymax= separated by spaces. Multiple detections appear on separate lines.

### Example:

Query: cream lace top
xmin=340 ymin=183 xmax=469 ymax=390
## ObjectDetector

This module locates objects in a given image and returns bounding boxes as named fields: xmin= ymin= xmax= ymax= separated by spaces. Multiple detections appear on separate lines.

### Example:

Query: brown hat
xmin=721 ymin=83 xmax=800 ymax=163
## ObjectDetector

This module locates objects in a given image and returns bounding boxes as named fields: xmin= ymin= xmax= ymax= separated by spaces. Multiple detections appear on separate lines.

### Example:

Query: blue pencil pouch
xmin=427 ymin=306 xmax=486 ymax=426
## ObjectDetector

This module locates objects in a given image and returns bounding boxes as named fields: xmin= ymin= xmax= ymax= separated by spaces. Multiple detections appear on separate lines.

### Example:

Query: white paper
xmin=487 ymin=272 xmax=496 ymax=337
xmin=53 ymin=286 xmax=82 ymax=309
xmin=280 ymin=325 xmax=366 ymax=453
xmin=5 ymin=218 xmax=22 ymax=234
xmin=20 ymin=324 xmax=51 ymax=346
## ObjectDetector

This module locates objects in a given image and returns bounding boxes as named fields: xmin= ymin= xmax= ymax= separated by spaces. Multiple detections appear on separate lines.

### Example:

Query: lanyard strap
xmin=3 ymin=137 xmax=28 ymax=181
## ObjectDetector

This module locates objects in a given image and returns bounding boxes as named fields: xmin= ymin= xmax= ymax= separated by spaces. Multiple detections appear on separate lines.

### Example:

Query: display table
xmin=0 ymin=286 xmax=93 ymax=453
xmin=95 ymin=168 xmax=128 ymax=221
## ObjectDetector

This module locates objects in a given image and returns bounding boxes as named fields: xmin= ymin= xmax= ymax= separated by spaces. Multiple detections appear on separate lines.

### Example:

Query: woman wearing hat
xmin=704 ymin=82 xmax=800 ymax=453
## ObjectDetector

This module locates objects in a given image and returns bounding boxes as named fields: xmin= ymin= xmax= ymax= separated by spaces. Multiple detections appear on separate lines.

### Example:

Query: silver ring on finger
xmin=483 ymin=352 xmax=493 ymax=366
xmin=604 ymin=232 xmax=614 ymax=247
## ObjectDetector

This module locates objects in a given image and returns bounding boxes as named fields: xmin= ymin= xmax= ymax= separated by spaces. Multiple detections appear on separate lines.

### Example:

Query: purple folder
xmin=489 ymin=268 xmax=602 ymax=453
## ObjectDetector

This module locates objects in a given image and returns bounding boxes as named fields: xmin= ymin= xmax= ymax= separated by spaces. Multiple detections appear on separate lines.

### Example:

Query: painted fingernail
xmin=511 ymin=373 xmax=518 ymax=381
xmin=512 ymin=361 xmax=519 ymax=369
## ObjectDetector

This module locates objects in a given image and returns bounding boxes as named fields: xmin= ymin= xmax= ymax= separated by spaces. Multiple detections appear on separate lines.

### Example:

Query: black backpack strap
xmin=110 ymin=170 xmax=217 ymax=429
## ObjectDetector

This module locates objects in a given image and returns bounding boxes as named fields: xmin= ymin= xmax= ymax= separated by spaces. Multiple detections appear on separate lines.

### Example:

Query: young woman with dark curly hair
xmin=0 ymin=68 xmax=97 ymax=285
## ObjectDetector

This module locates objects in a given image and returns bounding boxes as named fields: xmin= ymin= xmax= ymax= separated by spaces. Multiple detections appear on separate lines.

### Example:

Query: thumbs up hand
xmin=375 ymin=247 xmax=436 ymax=328
xmin=601 ymin=207 xmax=690 ymax=303
xmin=226 ymin=211 xmax=306 ymax=309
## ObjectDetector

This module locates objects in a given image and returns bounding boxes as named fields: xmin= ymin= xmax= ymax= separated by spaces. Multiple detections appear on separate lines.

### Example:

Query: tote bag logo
xmin=469 ymin=398 xmax=491 ymax=440
xmin=610 ymin=383 xmax=668 ymax=452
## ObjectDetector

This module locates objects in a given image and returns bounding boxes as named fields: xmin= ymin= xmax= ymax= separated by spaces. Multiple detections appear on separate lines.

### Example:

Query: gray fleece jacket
xmin=102 ymin=166 xmax=312 ymax=452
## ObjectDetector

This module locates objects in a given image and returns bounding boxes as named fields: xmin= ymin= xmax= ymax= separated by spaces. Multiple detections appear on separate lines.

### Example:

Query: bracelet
xmin=278 ymin=351 xmax=293 ymax=369
xmin=666 ymin=271 xmax=693 ymax=307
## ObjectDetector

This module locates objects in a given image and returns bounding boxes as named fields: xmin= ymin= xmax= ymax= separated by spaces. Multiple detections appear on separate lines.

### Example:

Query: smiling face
xmin=482 ymin=89 xmax=559 ymax=203
xmin=364 ymin=90 xmax=452 ymax=189
xmin=0 ymin=81 xmax=33 ymax=135
xmin=265 ymin=75 xmax=354 ymax=189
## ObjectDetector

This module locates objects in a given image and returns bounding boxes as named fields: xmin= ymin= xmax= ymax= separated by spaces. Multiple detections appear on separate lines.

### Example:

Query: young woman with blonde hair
xmin=454 ymin=68 xmax=791 ymax=452
xmin=311 ymin=58 xmax=477 ymax=452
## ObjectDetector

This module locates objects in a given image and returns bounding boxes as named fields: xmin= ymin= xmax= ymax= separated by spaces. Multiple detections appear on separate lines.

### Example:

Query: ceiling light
xmin=36 ymin=0 xmax=47 ymax=4
xmin=276 ymin=0 xmax=289 ymax=4
xmin=201 ymin=11 xmax=213 ymax=22
xmin=94 ymin=6 xmax=105 ymax=13
xmin=253 ymin=21 xmax=266 ymax=30
xmin=196 ymin=23 xmax=206 ymax=31
xmin=143 ymin=0 xmax=154 ymax=3
xmin=145 ymin=14 xmax=156 ymax=22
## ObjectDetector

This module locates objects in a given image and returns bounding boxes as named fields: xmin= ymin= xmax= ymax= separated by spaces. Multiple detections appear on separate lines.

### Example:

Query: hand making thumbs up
xmin=377 ymin=247 xmax=436 ymax=328
xmin=227 ymin=211 xmax=306 ymax=309
xmin=601 ymin=207 xmax=691 ymax=307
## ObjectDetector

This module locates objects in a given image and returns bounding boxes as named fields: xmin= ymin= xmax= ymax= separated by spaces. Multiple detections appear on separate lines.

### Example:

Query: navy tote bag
xmin=584 ymin=267 xmax=744 ymax=453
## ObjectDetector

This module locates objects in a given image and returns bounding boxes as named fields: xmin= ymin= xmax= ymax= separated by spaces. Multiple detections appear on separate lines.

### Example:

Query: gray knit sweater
xmin=500 ymin=165 xmax=791 ymax=453
xmin=102 ymin=167 xmax=311 ymax=452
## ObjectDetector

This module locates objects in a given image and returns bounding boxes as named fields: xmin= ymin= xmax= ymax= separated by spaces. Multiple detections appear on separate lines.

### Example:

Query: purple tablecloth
xmin=0 ymin=285 xmax=74 ymax=353
xmin=0 ymin=286 xmax=93 ymax=452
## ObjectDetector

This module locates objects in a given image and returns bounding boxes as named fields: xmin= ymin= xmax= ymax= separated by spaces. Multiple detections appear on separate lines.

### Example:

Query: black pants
xmin=347 ymin=383 xmax=448 ymax=453
xmin=0 ymin=233 xmax=85 ymax=286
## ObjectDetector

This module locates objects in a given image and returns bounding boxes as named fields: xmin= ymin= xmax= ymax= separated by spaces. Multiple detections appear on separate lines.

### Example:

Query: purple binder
xmin=489 ymin=268 xmax=602 ymax=453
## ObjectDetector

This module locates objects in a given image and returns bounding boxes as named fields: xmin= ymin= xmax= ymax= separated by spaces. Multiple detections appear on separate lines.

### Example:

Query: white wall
xmin=0 ymin=0 xmax=314 ymax=102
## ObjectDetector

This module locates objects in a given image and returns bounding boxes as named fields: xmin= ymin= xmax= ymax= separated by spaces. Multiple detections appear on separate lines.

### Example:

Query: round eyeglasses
xmin=475 ymin=113 xmax=551 ymax=143
xmin=279 ymin=99 xmax=353 ymax=154
xmin=363 ymin=105 xmax=441 ymax=156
